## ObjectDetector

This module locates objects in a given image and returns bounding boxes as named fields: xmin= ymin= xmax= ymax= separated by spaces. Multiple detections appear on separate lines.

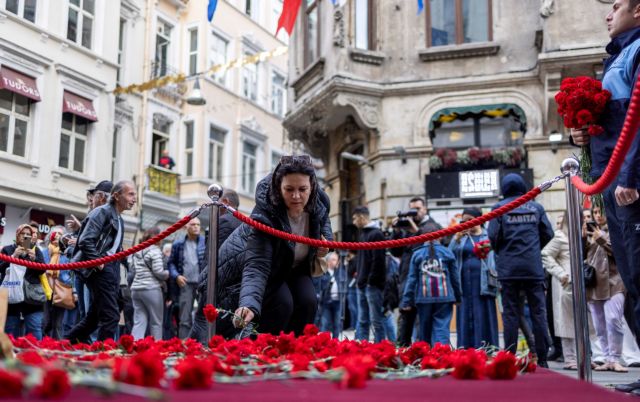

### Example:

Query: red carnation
xmin=576 ymin=109 xmax=594 ymax=126
xmin=555 ymin=76 xmax=609 ymax=137
xmin=33 ymin=368 xmax=71 ymax=399
xmin=174 ymin=356 xmax=213 ymax=390
xmin=113 ymin=349 xmax=165 ymax=387
xmin=451 ymin=349 xmax=486 ymax=380
xmin=303 ymin=324 xmax=319 ymax=336
xmin=588 ymin=125 xmax=604 ymax=136
xmin=203 ymin=304 xmax=219 ymax=323
xmin=0 ymin=369 xmax=24 ymax=398
xmin=119 ymin=334 xmax=134 ymax=353
xmin=334 ymin=354 xmax=377 ymax=389
xmin=485 ymin=351 xmax=518 ymax=380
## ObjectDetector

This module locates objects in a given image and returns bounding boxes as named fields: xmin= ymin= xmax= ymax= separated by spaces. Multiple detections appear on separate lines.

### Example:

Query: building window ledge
xmin=0 ymin=153 xmax=38 ymax=170
xmin=349 ymin=48 xmax=385 ymax=65
xmin=418 ymin=42 xmax=500 ymax=62
xmin=51 ymin=168 xmax=93 ymax=184
xmin=291 ymin=58 xmax=325 ymax=100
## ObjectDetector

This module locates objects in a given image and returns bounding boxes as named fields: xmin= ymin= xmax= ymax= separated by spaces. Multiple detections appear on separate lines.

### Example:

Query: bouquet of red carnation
xmin=472 ymin=240 xmax=491 ymax=260
xmin=555 ymin=76 xmax=610 ymax=210
xmin=555 ymin=76 xmax=610 ymax=136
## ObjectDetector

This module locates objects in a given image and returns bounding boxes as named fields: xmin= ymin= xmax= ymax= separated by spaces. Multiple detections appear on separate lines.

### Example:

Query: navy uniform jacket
xmin=488 ymin=174 xmax=554 ymax=281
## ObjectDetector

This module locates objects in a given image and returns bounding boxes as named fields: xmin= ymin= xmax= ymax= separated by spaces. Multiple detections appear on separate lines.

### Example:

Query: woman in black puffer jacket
xmin=209 ymin=155 xmax=332 ymax=338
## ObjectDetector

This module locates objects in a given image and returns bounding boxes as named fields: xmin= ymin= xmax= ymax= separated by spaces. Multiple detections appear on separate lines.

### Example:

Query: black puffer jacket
xmin=212 ymin=175 xmax=332 ymax=319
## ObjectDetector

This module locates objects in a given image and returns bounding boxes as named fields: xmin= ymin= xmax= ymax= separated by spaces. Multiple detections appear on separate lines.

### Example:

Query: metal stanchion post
xmin=561 ymin=158 xmax=591 ymax=382
xmin=206 ymin=184 xmax=223 ymax=340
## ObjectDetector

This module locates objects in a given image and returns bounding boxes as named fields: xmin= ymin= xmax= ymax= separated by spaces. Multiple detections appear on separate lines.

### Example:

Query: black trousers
xmin=502 ymin=280 xmax=549 ymax=363
xmin=67 ymin=262 xmax=120 ymax=343
xmin=259 ymin=274 xmax=317 ymax=336
xmin=397 ymin=307 xmax=417 ymax=347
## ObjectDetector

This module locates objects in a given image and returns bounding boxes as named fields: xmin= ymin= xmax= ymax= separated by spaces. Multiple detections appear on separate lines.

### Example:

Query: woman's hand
xmin=233 ymin=306 xmax=254 ymax=328
xmin=591 ymin=227 xmax=603 ymax=241
xmin=560 ymin=274 xmax=570 ymax=287
xmin=27 ymin=249 xmax=36 ymax=261
xmin=317 ymin=235 xmax=329 ymax=258
xmin=12 ymin=247 xmax=25 ymax=258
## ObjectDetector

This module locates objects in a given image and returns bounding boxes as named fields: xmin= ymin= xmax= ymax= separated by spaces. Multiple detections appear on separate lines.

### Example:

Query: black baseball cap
xmin=88 ymin=180 xmax=113 ymax=194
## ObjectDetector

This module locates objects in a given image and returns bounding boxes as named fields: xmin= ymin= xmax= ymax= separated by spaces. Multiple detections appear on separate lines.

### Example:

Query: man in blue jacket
xmin=168 ymin=218 xmax=206 ymax=339
xmin=571 ymin=0 xmax=640 ymax=393
xmin=488 ymin=173 xmax=554 ymax=367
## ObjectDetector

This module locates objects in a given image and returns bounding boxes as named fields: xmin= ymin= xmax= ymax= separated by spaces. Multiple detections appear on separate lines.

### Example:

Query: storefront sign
xmin=0 ymin=66 xmax=41 ymax=101
xmin=459 ymin=169 xmax=500 ymax=199
xmin=0 ymin=203 xmax=6 ymax=235
xmin=29 ymin=210 xmax=65 ymax=239
xmin=62 ymin=91 xmax=98 ymax=121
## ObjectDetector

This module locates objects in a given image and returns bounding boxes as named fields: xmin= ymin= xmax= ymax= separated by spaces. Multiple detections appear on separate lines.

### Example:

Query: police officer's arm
xmin=618 ymin=52 xmax=640 ymax=191
xmin=538 ymin=210 xmax=555 ymax=249
xmin=487 ymin=213 xmax=502 ymax=253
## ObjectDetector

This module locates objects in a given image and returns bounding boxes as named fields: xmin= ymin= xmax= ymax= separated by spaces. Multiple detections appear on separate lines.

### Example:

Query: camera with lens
xmin=394 ymin=209 xmax=418 ymax=228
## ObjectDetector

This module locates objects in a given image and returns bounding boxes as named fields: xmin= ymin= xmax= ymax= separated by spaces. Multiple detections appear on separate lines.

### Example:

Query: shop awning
xmin=428 ymin=103 xmax=527 ymax=134
xmin=62 ymin=91 xmax=98 ymax=122
xmin=0 ymin=66 xmax=41 ymax=102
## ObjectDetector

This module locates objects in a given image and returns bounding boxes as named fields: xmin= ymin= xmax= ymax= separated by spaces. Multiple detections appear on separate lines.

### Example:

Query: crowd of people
xmin=0 ymin=157 xmax=638 ymax=381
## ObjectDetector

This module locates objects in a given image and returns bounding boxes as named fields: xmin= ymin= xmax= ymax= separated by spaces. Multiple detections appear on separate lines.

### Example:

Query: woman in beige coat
xmin=586 ymin=207 xmax=626 ymax=373
xmin=542 ymin=212 xmax=576 ymax=369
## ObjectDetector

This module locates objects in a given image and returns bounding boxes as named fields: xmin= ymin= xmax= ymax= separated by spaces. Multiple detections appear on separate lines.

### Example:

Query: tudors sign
xmin=0 ymin=67 xmax=41 ymax=102
xmin=459 ymin=169 xmax=500 ymax=199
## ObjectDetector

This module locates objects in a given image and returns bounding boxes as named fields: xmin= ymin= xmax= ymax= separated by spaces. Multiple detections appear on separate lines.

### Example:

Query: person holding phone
xmin=585 ymin=206 xmax=627 ymax=372
xmin=0 ymin=224 xmax=45 ymax=338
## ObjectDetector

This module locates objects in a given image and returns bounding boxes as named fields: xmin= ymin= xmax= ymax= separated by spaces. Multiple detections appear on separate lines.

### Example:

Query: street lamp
xmin=340 ymin=151 xmax=373 ymax=168
xmin=186 ymin=78 xmax=206 ymax=105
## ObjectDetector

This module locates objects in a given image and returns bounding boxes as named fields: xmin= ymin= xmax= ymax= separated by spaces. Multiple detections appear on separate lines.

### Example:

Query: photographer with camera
xmin=390 ymin=197 xmax=442 ymax=346
xmin=0 ymin=224 xmax=46 ymax=338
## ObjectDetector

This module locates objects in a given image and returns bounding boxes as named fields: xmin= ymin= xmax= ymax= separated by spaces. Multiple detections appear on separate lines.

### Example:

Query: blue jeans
xmin=321 ymin=299 xmax=341 ymax=338
xmin=416 ymin=303 xmax=453 ymax=345
xmin=5 ymin=311 xmax=44 ymax=340
xmin=356 ymin=285 xmax=385 ymax=343
xmin=383 ymin=313 xmax=397 ymax=343
xmin=347 ymin=285 xmax=359 ymax=332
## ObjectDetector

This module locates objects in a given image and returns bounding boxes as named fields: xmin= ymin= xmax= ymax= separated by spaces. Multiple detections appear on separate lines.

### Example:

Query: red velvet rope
xmin=571 ymin=72 xmax=640 ymax=195
xmin=231 ymin=187 xmax=542 ymax=250
xmin=0 ymin=215 xmax=193 ymax=271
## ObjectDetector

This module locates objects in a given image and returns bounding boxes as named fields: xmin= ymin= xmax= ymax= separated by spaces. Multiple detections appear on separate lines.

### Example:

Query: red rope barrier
xmin=231 ymin=187 xmax=542 ymax=250
xmin=0 ymin=214 xmax=194 ymax=271
xmin=571 ymin=73 xmax=640 ymax=195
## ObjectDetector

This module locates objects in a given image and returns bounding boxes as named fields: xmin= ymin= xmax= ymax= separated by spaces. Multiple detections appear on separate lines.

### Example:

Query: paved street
xmin=548 ymin=360 xmax=640 ymax=392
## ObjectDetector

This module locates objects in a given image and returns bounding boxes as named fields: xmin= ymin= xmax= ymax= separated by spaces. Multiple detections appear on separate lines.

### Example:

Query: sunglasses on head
xmin=279 ymin=154 xmax=312 ymax=165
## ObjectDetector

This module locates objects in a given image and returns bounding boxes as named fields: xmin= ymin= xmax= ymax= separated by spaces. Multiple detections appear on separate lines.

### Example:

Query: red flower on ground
xmin=485 ymin=351 xmax=518 ymax=380
xmin=174 ymin=356 xmax=213 ymax=389
xmin=113 ymin=349 xmax=165 ymax=387
xmin=334 ymin=354 xmax=377 ymax=389
xmin=17 ymin=350 xmax=46 ymax=366
xmin=0 ymin=369 xmax=24 ymax=398
xmin=303 ymin=324 xmax=319 ymax=336
xmin=451 ymin=349 xmax=486 ymax=380
xmin=119 ymin=334 xmax=134 ymax=353
xmin=203 ymin=304 xmax=219 ymax=323
xmin=33 ymin=368 xmax=71 ymax=399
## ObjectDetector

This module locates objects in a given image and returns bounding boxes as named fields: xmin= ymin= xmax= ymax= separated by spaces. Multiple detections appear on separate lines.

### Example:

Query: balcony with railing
xmin=149 ymin=60 xmax=187 ymax=101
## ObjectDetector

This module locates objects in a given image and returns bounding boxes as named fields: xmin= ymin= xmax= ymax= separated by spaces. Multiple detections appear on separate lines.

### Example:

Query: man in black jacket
xmin=67 ymin=180 xmax=136 ymax=343
xmin=352 ymin=206 xmax=387 ymax=343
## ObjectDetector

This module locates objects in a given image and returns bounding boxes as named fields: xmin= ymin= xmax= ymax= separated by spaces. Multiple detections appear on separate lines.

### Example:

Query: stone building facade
xmin=283 ymin=0 xmax=613 ymax=238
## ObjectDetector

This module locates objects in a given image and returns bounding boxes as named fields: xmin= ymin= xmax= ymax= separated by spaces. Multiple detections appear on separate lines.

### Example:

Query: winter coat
xmin=212 ymin=175 xmax=332 ymax=319
xmin=318 ymin=267 xmax=348 ymax=305
xmin=167 ymin=234 xmax=206 ymax=281
xmin=354 ymin=223 xmax=387 ymax=290
xmin=585 ymin=225 xmax=625 ymax=301
xmin=488 ymin=174 xmax=554 ymax=281
xmin=593 ymin=26 xmax=640 ymax=187
xmin=400 ymin=242 xmax=461 ymax=306
xmin=0 ymin=244 xmax=46 ymax=315
xmin=71 ymin=203 xmax=124 ymax=263
xmin=448 ymin=230 xmax=498 ymax=297
xmin=129 ymin=245 xmax=169 ymax=291
xmin=218 ymin=213 xmax=241 ymax=247
xmin=541 ymin=230 xmax=575 ymax=338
